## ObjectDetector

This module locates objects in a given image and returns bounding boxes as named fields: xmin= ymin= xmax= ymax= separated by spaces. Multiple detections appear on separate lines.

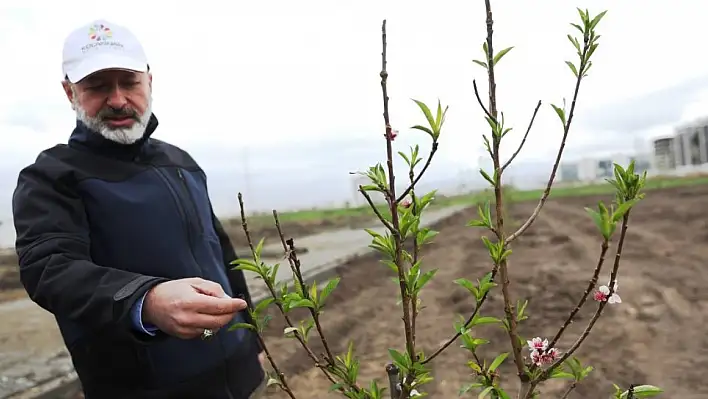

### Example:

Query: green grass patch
xmin=507 ymin=174 xmax=708 ymax=203
xmin=240 ymin=174 xmax=708 ymax=225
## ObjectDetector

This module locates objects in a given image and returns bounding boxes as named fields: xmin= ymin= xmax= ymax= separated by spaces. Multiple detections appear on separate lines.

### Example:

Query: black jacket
xmin=12 ymin=114 xmax=264 ymax=399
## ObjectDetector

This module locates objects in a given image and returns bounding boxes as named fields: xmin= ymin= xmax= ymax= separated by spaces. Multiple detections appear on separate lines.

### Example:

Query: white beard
xmin=73 ymin=94 xmax=153 ymax=145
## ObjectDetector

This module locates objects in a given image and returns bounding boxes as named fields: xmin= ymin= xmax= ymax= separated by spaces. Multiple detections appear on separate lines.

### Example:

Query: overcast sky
xmin=1 ymin=0 xmax=707 ymax=230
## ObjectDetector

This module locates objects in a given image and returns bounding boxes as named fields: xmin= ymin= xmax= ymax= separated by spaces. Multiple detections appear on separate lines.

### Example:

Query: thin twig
xmin=257 ymin=334 xmax=297 ymax=398
xmin=284 ymin=238 xmax=337 ymax=365
xmin=530 ymin=213 xmax=631 ymax=396
xmin=422 ymin=264 xmax=499 ymax=365
xmin=547 ymin=238 xmax=609 ymax=349
xmin=480 ymin=0 xmax=526 ymax=387
xmin=239 ymin=202 xmax=338 ymax=385
xmin=409 ymin=173 xmax=419 ymax=348
xmin=559 ymin=382 xmax=577 ymax=399
xmin=396 ymin=142 xmax=439 ymax=203
xmin=358 ymin=186 xmax=394 ymax=231
xmin=236 ymin=195 xmax=297 ymax=398
xmin=506 ymin=39 xmax=592 ymax=245
xmin=473 ymin=80 xmax=494 ymax=123
xmin=500 ymin=100 xmax=542 ymax=173
xmin=266 ymin=210 xmax=340 ymax=388
xmin=380 ymin=19 xmax=416 ymax=392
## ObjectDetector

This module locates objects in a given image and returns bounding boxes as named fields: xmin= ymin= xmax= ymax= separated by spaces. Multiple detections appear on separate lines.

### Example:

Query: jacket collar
xmin=68 ymin=113 xmax=159 ymax=160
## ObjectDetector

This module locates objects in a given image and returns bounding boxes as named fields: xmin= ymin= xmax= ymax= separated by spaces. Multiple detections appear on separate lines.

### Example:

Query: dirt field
xmin=2 ymin=184 xmax=706 ymax=398
xmin=257 ymin=184 xmax=708 ymax=398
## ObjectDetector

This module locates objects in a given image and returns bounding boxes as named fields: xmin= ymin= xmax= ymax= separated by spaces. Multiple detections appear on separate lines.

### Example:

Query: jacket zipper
xmin=176 ymin=169 xmax=204 ymax=236
xmin=175 ymin=168 xmax=235 ymax=399
xmin=150 ymin=167 xmax=202 ymax=274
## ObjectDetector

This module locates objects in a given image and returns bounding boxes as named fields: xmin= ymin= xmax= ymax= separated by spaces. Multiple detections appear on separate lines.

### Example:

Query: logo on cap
xmin=88 ymin=23 xmax=113 ymax=42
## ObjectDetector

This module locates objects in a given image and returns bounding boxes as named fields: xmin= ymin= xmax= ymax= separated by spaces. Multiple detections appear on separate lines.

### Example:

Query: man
xmin=12 ymin=19 xmax=266 ymax=398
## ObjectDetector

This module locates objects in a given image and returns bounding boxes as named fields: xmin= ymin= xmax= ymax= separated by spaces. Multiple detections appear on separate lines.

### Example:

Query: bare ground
xmin=256 ymin=184 xmax=708 ymax=398
xmin=2 ymin=186 xmax=707 ymax=398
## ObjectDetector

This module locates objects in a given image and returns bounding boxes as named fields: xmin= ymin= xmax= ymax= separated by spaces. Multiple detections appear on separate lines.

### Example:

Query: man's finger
xmin=176 ymin=312 xmax=234 ymax=330
xmin=193 ymin=295 xmax=248 ymax=316
xmin=189 ymin=278 xmax=227 ymax=297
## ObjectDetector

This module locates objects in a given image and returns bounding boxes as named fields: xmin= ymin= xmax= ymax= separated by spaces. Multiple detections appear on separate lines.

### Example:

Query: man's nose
xmin=106 ymin=87 xmax=129 ymax=108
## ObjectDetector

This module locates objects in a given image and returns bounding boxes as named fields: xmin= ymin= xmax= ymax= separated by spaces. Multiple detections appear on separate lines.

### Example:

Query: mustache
xmin=97 ymin=106 xmax=139 ymax=121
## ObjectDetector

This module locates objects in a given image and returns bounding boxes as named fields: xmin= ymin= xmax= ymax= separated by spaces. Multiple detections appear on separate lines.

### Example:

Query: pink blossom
xmin=400 ymin=199 xmax=412 ymax=208
xmin=527 ymin=337 xmax=548 ymax=352
xmin=385 ymin=126 xmax=398 ymax=141
xmin=526 ymin=337 xmax=560 ymax=367
xmin=593 ymin=280 xmax=621 ymax=304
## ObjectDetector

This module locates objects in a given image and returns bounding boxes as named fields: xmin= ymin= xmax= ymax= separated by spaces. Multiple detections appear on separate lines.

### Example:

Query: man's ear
xmin=61 ymin=80 xmax=75 ymax=108
xmin=148 ymin=72 xmax=153 ymax=90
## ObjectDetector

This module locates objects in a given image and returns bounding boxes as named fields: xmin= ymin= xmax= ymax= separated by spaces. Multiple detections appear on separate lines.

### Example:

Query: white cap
xmin=62 ymin=19 xmax=148 ymax=83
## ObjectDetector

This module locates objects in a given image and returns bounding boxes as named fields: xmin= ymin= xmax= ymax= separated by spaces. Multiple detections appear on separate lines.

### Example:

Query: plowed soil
xmin=258 ymin=184 xmax=708 ymax=399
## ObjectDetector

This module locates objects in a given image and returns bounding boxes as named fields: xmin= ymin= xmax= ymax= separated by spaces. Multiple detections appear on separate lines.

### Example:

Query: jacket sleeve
xmin=211 ymin=211 xmax=263 ymax=351
xmin=12 ymin=161 xmax=166 ymax=336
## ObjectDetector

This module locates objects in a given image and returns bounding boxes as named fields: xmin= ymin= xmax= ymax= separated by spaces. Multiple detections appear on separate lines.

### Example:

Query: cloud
xmin=3 ymin=0 xmax=708 ymax=215
xmin=578 ymin=75 xmax=708 ymax=134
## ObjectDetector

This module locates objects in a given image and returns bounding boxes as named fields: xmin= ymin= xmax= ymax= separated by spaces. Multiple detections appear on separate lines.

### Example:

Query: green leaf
xmin=319 ymin=277 xmax=341 ymax=306
xmin=479 ymin=169 xmax=495 ymax=186
xmin=255 ymin=237 xmax=266 ymax=257
xmin=566 ymin=61 xmax=578 ymax=77
xmin=584 ymin=207 xmax=604 ymax=236
xmin=488 ymin=352 xmax=509 ymax=372
xmin=411 ymin=124 xmax=433 ymax=136
xmin=398 ymin=151 xmax=411 ymax=167
xmin=228 ymin=322 xmax=255 ymax=332
xmin=412 ymin=99 xmax=436 ymax=131
xmin=612 ymin=198 xmax=639 ymax=222
xmin=478 ymin=386 xmax=494 ymax=399
xmin=454 ymin=278 xmax=479 ymax=298
xmin=417 ymin=269 xmax=438 ymax=290
xmin=550 ymin=103 xmax=566 ymax=126
xmin=254 ymin=297 xmax=274 ymax=314
xmin=290 ymin=298 xmax=315 ymax=309
xmin=473 ymin=59 xmax=488 ymax=69
xmin=495 ymin=388 xmax=512 ymax=399
xmin=590 ymin=10 xmax=608 ymax=30
xmin=567 ymin=34 xmax=580 ymax=52
xmin=388 ymin=348 xmax=409 ymax=369
xmin=619 ymin=385 xmax=663 ymax=398
xmin=470 ymin=316 xmax=501 ymax=327
xmin=492 ymin=46 xmax=514 ymax=65
xmin=570 ymin=22 xmax=584 ymax=35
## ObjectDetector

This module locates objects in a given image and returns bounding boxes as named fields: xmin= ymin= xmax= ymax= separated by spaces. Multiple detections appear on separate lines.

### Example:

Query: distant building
xmin=653 ymin=136 xmax=676 ymax=171
xmin=558 ymin=152 xmax=653 ymax=184
xmin=651 ymin=117 xmax=708 ymax=175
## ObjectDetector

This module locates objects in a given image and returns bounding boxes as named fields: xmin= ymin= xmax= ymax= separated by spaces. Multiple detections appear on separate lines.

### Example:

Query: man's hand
xmin=142 ymin=278 xmax=247 ymax=339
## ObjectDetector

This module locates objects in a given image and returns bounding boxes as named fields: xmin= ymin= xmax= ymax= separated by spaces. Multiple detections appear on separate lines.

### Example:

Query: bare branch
xmin=473 ymin=79 xmax=494 ymax=123
xmin=380 ymin=19 xmax=416 ymax=397
xmin=529 ymin=213 xmax=632 ymax=397
xmin=422 ymin=263 xmax=499 ymax=365
xmin=358 ymin=186 xmax=395 ymax=231
xmin=506 ymin=40 xmax=592 ymax=245
xmin=548 ymin=238 xmax=609 ymax=349
xmin=560 ymin=382 xmax=578 ymax=399
xmin=501 ymin=100 xmax=542 ymax=173
xmin=257 ymin=334 xmax=298 ymax=398
xmin=396 ymin=142 xmax=439 ymax=203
